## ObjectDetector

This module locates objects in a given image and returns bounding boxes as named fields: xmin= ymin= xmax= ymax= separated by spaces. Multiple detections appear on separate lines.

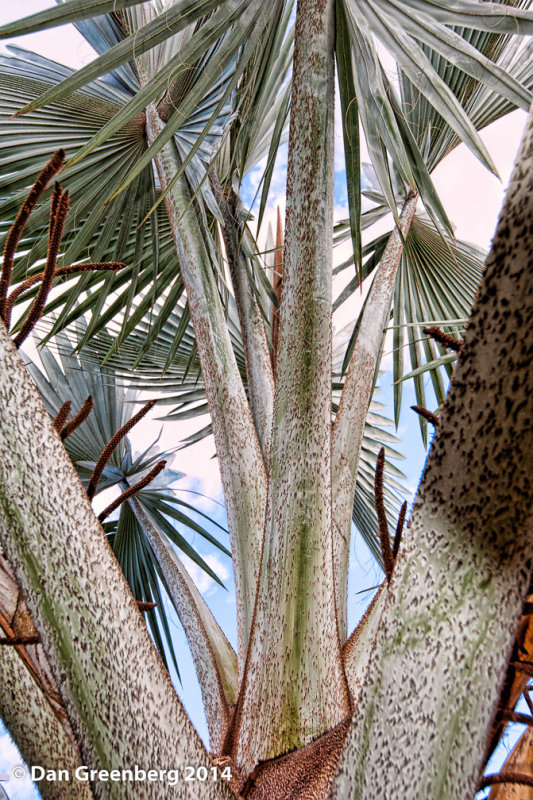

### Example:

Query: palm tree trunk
xmin=330 ymin=108 xmax=533 ymax=800
xmin=0 ymin=324 xmax=233 ymax=800
xmin=332 ymin=194 xmax=417 ymax=641
xmin=0 ymin=643 xmax=95 ymax=800
xmin=212 ymin=175 xmax=275 ymax=458
xmin=146 ymin=103 xmax=268 ymax=663
xmin=230 ymin=0 xmax=350 ymax=773
xmin=129 ymin=495 xmax=237 ymax=753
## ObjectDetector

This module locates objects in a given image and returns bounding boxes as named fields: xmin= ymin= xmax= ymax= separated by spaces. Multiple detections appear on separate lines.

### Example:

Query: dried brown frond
xmin=97 ymin=461 xmax=166 ymax=522
xmin=87 ymin=399 xmax=157 ymax=500
xmin=5 ymin=262 xmax=125 ymax=321
xmin=53 ymin=401 xmax=72 ymax=433
xmin=60 ymin=396 xmax=94 ymax=441
xmin=271 ymin=206 xmax=284 ymax=376
xmin=0 ymin=150 xmax=65 ymax=322
xmin=13 ymin=190 xmax=70 ymax=348
xmin=411 ymin=405 xmax=439 ymax=428
xmin=137 ymin=601 xmax=157 ymax=612
xmin=423 ymin=326 xmax=462 ymax=353
xmin=480 ymin=772 xmax=533 ymax=790
xmin=0 ymin=635 xmax=40 ymax=646
xmin=374 ymin=447 xmax=393 ymax=581
xmin=392 ymin=501 xmax=407 ymax=561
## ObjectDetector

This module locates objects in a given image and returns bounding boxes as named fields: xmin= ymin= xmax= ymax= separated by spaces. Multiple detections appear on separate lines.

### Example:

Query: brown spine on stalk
xmin=98 ymin=461 xmax=166 ymax=522
xmin=87 ymin=399 xmax=157 ymax=500
xmin=411 ymin=405 xmax=439 ymax=428
xmin=271 ymin=206 xmax=284 ymax=378
xmin=0 ymin=635 xmax=40 ymax=646
xmin=13 ymin=189 xmax=70 ymax=348
xmin=0 ymin=149 xmax=65 ymax=323
xmin=60 ymin=396 xmax=94 ymax=441
xmin=5 ymin=262 xmax=124 ymax=323
xmin=137 ymin=601 xmax=157 ymax=612
xmin=53 ymin=401 xmax=72 ymax=433
xmin=423 ymin=326 xmax=462 ymax=353
xmin=374 ymin=447 xmax=393 ymax=581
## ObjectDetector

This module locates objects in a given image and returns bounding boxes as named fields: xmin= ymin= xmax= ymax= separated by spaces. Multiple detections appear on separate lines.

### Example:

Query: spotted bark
xmin=0 ymin=324 xmax=232 ymax=800
xmin=331 ymin=195 xmax=417 ymax=641
xmin=0 ymin=643 xmax=95 ymax=800
xmin=330 ymin=108 xmax=533 ymax=800
xmin=146 ymin=104 xmax=268 ymax=665
xmin=211 ymin=175 xmax=275 ymax=459
xmin=231 ymin=0 xmax=349 ymax=773
xmin=129 ymin=495 xmax=237 ymax=753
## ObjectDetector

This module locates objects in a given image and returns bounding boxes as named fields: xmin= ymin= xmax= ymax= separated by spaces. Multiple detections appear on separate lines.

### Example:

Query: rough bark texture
xmin=342 ymin=584 xmax=386 ymax=703
xmin=331 ymin=195 xmax=417 ymax=641
xmin=212 ymin=176 xmax=275 ymax=458
xmin=330 ymin=109 xmax=533 ymax=800
xmin=0 ymin=554 xmax=70 ymax=734
xmin=129 ymin=495 xmax=237 ymax=753
xmin=231 ymin=0 xmax=349 ymax=773
xmin=146 ymin=104 xmax=268 ymax=664
xmin=0 ymin=643 xmax=95 ymax=800
xmin=0 ymin=324 xmax=232 ymax=800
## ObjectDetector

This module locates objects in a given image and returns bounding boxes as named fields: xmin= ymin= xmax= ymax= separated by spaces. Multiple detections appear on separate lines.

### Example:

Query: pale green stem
xmin=0 ymin=324 xmax=233 ymax=800
xmin=232 ymin=0 xmax=350 ymax=773
xmin=330 ymin=108 xmax=533 ymax=800
xmin=129 ymin=494 xmax=237 ymax=753
xmin=331 ymin=194 xmax=418 ymax=641
xmin=146 ymin=104 xmax=268 ymax=665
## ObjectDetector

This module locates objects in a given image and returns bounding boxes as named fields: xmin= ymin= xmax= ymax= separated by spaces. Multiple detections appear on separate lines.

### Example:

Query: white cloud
xmin=182 ymin=553 xmax=231 ymax=597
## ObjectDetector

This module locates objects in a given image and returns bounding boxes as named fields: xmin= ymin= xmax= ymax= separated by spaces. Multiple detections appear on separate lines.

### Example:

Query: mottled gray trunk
xmin=330 ymin=109 xmax=533 ymax=800
xmin=146 ymin=104 xmax=268 ymax=664
xmin=129 ymin=495 xmax=237 ymax=753
xmin=231 ymin=0 xmax=349 ymax=774
xmin=211 ymin=176 xmax=275 ymax=458
xmin=332 ymin=195 xmax=417 ymax=641
xmin=0 ymin=644 xmax=95 ymax=800
xmin=0 ymin=324 xmax=232 ymax=800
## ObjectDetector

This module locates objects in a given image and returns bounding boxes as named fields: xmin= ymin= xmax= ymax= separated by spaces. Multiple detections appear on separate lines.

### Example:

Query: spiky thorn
xmin=392 ymin=501 xmax=407 ymax=561
xmin=137 ymin=601 xmax=157 ymax=612
xmin=53 ymin=401 xmax=72 ymax=433
xmin=375 ymin=447 xmax=394 ymax=581
xmin=60 ymin=396 xmax=94 ymax=441
xmin=411 ymin=405 xmax=439 ymax=428
xmin=87 ymin=399 xmax=157 ymax=500
xmin=0 ymin=149 xmax=65 ymax=323
xmin=0 ymin=635 xmax=40 ymax=646
xmin=13 ymin=189 xmax=70 ymax=348
xmin=271 ymin=205 xmax=284 ymax=377
xmin=480 ymin=773 xmax=533 ymax=790
xmin=5 ymin=262 xmax=125 ymax=325
xmin=98 ymin=461 xmax=166 ymax=522
xmin=423 ymin=326 xmax=462 ymax=353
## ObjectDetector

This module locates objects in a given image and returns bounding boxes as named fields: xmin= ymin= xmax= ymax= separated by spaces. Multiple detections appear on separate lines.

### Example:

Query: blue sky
xmin=0 ymin=2 xmax=530 ymax=798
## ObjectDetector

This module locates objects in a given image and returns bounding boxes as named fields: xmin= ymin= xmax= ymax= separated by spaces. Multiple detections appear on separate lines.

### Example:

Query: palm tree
xmin=0 ymin=1 xmax=533 ymax=798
